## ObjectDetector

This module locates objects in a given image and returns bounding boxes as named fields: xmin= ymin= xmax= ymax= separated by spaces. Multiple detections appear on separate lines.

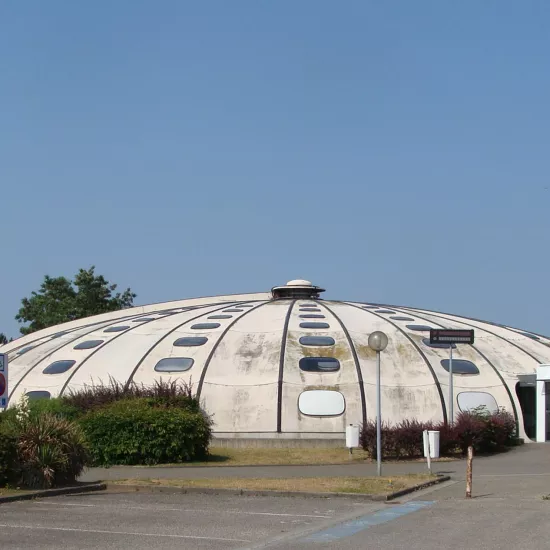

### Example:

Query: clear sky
xmin=1 ymin=1 xmax=549 ymax=339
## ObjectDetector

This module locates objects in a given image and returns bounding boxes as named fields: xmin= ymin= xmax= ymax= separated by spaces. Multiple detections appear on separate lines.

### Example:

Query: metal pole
xmin=449 ymin=345 xmax=454 ymax=425
xmin=376 ymin=350 xmax=382 ymax=477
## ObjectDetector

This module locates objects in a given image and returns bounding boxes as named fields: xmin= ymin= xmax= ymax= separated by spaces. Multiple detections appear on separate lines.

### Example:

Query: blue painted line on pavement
xmin=302 ymin=501 xmax=435 ymax=543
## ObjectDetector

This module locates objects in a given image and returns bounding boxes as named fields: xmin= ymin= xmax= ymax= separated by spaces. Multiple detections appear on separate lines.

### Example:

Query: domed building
xmin=1 ymin=280 xmax=549 ymax=443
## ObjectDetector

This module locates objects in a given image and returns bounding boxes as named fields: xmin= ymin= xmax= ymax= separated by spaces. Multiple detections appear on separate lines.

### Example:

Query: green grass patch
xmin=112 ymin=474 xmax=436 ymax=495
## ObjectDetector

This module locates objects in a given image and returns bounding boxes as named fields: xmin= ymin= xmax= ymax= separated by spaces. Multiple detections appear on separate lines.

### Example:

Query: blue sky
xmin=1 ymin=1 xmax=549 ymax=338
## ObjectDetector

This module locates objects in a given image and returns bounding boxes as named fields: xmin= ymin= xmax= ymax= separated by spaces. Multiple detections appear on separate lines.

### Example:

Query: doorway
xmin=516 ymin=383 xmax=536 ymax=440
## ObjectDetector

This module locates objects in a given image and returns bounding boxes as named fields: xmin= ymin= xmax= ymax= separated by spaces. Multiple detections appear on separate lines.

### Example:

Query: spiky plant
xmin=17 ymin=414 xmax=89 ymax=489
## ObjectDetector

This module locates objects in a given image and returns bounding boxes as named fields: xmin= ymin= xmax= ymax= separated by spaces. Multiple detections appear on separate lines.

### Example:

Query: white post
xmin=448 ymin=345 xmax=454 ymax=425
xmin=424 ymin=430 xmax=432 ymax=473
xmin=536 ymin=379 xmax=546 ymax=442
xmin=376 ymin=350 xmax=382 ymax=477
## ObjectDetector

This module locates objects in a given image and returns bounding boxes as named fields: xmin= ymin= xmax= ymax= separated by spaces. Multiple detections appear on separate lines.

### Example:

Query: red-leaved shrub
xmin=359 ymin=407 xmax=516 ymax=459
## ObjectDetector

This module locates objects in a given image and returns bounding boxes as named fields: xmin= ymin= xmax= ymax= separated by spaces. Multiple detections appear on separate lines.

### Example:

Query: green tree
xmin=16 ymin=267 xmax=136 ymax=335
xmin=0 ymin=333 xmax=11 ymax=345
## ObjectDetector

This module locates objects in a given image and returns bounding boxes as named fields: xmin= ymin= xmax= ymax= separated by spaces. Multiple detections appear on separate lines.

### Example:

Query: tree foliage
xmin=0 ymin=333 xmax=11 ymax=346
xmin=16 ymin=266 xmax=136 ymax=335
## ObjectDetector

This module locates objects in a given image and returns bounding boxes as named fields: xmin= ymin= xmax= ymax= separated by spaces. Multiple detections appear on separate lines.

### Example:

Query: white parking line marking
xmin=0 ymin=523 xmax=251 ymax=542
xmin=478 ymin=473 xmax=550 ymax=477
xmin=34 ymin=501 xmax=332 ymax=518
xmin=35 ymin=502 xmax=96 ymax=507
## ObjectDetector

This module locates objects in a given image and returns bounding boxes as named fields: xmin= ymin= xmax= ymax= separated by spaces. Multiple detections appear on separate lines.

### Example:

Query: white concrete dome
xmin=1 ymin=281 xmax=548 ymax=442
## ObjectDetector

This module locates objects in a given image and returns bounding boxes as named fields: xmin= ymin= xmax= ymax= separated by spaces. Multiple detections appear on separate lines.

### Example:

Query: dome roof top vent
xmin=271 ymin=279 xmax=325 ymax=300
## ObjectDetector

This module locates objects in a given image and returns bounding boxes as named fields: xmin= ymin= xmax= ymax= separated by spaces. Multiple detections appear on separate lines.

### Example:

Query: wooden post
xmin=465 ymin=446 xmax=473 ymax=498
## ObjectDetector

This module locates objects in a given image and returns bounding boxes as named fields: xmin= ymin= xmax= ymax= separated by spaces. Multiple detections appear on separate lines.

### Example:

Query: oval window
xmin=173 ymin=337 xmax=208 ymax=347
xmin=154 ymin=358 xmax=194 ymax=372
xmin=300 ymin=322 xmax=330 ymax=329
xmin=298 ymin=390 xmax=345 ymax=416
xmin=43 ymin=360 xmax=76 ymax=375
xmin=104 ymin=326 xmax=130 ymax=333
xmin=190 ymin=323 xmax=221 ymax=330
xmin=406 ymin=325 xmax=433 ymax=332
xmin=25 ymin=391 xmax=51 ymax=401
xmin=299 ymin=314 xmax=326 ymax=319
xmin=74 ymin=340 xmax=104 ymax=350
xmin=299 ymin=357 xmax=340 ymax=372
xmin=299 ymin=336 xmax=336 ymax=347
xmin=440 ymin=359 xmax=479 ymax=375
xmin=390 ymin=316 xmax=415 ymax=322
xmin=458 ymin=392 xmax=498 ymax=413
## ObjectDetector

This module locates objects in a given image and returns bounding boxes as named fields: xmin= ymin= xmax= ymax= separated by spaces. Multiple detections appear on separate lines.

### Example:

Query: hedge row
xmin=360 ymin=408 xmax=517 ymax=459
xmin=0 ymin=380 xmax=214 ymax=487
xmin=80 ymin=398 xmax=212 ymax=466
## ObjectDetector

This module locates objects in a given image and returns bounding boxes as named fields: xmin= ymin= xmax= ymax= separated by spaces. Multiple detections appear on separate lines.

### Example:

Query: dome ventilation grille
xmin=271 ymin=279 xmax=326 ymax=300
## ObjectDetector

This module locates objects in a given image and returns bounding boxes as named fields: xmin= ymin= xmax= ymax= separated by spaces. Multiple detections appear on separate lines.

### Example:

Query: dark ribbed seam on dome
xmin=276 ymin=300 xmax=296 ymax=433
xmin=196 ymin=301 xmax=272 ymax=399
xmin=318 ymin=301 xmax=367 ymax=428
xmin=342 ymin=301 xmax=448 ymax=425
xmin=8 ymin=309 xmax=170 ymax=404
xmin=395 ymin=307 xmax=520 ymax=435
xmin=120 ymin=302 xmax=257 ymax=392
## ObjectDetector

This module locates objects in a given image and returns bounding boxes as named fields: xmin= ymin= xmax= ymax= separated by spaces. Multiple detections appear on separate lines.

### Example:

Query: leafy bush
xmin=63 ymin=378 xmax=201 ymax=415
xmin=0 ymin=422 xmax=21 ymax=486
xmin=80 ymin=398 xmax=212 ymax=466
xmin=28 ymin=397 xmax=81 ymax=422
xmin=17 ymin=414 xmax=89 ymax=489
xmin=360 ymin=407 xmax=516 ymax=458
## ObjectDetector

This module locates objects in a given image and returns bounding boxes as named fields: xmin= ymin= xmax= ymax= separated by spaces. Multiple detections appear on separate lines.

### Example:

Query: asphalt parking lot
xmin=5 ymin=445 xmax=550 ymax=549
xmin=0 ymin=490 xmax=383 ymax=550
xmin=3 ymin=479 xmax=550 ymax=550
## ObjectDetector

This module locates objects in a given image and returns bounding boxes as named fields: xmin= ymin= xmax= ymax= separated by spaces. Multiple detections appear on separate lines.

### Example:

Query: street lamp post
xmin=368 ymin=331 xmax=388 ymax=477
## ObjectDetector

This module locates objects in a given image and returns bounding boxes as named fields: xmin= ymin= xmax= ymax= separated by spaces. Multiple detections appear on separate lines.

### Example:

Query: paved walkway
xmin=80 ymin=443 xmax=550 ymax=486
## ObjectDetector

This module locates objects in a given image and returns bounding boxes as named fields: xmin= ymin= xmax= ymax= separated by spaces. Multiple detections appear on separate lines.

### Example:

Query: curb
xmin=93 ymin=458 xmax=458 ymax=470
xmin=0 ymin=483 xmax=107 ymax=505
xmin=381 ymin=475 xmax=451 ymax=500
xmin=106 ymin=475 xmax=450 ymax=501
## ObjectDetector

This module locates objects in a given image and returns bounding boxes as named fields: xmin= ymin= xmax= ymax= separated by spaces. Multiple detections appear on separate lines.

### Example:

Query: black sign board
xmin=430 ymin=329 xmax=474 ymax=344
